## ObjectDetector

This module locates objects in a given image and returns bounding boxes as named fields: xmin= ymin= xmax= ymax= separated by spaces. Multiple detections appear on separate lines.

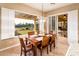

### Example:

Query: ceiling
xmin=15 ymin=12 xmax=37 ymax=20
xmin=25 ymin=3 xmax=72 ymax=12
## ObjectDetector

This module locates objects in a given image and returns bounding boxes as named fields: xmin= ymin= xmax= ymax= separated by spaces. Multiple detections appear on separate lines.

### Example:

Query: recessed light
xmin=50 ymin=3 xmax=55 ymax=5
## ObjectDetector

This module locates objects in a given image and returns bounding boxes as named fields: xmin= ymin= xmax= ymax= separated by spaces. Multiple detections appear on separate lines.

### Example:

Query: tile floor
xmin=67 ymin=44 xmax=79 ymax=56
xmin=0 ymin=36 xmax=69 ymax=56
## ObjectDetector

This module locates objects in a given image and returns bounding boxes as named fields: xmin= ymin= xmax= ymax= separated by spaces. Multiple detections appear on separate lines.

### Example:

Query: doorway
xmin=58 ymin=14 xmax=67 ymax=37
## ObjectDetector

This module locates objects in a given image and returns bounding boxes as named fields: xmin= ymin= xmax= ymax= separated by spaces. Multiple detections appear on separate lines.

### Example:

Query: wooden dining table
xmin=25 ymin=34 xmax=54 ymax=56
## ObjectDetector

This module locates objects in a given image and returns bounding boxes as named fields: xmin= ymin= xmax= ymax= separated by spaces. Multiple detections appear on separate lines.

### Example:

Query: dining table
xmin=25 ymin=34 xmax=55 ymax=56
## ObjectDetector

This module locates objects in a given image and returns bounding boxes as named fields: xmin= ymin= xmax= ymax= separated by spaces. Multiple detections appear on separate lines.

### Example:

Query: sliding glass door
xmin=47 ymin=16 xmax=56 ymax=33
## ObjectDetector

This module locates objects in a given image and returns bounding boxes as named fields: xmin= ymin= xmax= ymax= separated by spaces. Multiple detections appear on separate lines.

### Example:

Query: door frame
xmin=47 ymin=11 xmax=68 ymax=38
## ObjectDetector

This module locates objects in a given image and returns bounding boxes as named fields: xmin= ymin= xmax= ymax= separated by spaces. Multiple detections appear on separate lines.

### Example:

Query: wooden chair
xmin=49 ymin=34 xmax=56 ymax=52
xmin=37 ymin=36 xmax=49 ymax=56
xmin=28 ymin=31 xmax=34 ymax=38
xmin=37 ymin=31 xmax=39 ymax=34
xmin=49 ymin=31 xmax=53 ymax=35
xmin=25 ymin=37 xmax=31 ymax=45
xmin=19 ymin=37 xmax=34 ymax=56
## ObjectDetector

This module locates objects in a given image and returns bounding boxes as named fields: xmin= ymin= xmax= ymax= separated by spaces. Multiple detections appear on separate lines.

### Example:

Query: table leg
xmin=33 ymin=46 xmax=37 ymax=56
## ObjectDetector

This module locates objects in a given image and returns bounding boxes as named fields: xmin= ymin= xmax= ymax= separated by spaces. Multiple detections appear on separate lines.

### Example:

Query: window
xmin=15 ymin=18 xmax=34 ymax=36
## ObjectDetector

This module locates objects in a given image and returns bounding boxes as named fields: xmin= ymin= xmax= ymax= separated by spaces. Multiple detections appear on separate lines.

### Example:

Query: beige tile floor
xmin=67 ymin=44 xmax=79 ymax=56
xmin=0 ymin=36 xmax=69 ymax=56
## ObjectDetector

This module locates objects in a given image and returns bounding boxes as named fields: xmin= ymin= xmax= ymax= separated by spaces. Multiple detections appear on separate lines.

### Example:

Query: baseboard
xmin=65 ymin=45 xmax=71 ymax=56
xmin=0 ymin=43 xmax=20 ymax=52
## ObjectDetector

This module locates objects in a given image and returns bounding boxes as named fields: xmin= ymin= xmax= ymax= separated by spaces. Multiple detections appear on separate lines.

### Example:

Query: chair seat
xmin=21 ymin=44 xmax=33 ymax=56
xmin=25 ymin=44 xmax=33 ymax=52
xmin=25 ymin=47 xmax=32 ymax=52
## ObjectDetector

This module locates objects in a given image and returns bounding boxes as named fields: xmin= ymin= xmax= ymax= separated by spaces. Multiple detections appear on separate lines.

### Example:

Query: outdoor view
xmin=15 ymin=18 xmax=34 ymax=36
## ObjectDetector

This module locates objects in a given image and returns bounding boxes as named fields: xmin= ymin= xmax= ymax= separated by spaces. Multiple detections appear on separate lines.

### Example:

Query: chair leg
xmin=20 ymin=50 xmax=22 ymax=56
xmin=40 ymin=49 xmax=42 ymax=56
xmin=53 ymin=41 xmax=55 ymax=48
xmin=50 ymin=44 xmax=52 ymax=52
xmin=20 ymin=47 xmax=22 ymax=56
xmin=32 ymin=49 xmax=35 ymax=56
xmin=32 ymin=46 xmax=37 ymax=56
xmin=47 ymin=46 xmax=48 ymax=54
xmin=24 ymin=51 xmax=27 ymax=56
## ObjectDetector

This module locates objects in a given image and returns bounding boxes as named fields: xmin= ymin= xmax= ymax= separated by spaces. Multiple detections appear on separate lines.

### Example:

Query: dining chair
xmin=37 ymin=36 xmax=49 ymax=56
xmin=25 ymin=37 xmax=31 ymax=45
xmin=28 ymin=31 xmax=34 ymax=37
xmin=19 ymin=37 xmax=34 ymax=56
xmin=49 ymin=31 xmax=53 ymax=35
xmin=49 ymin=34 xmax=56 ymax=52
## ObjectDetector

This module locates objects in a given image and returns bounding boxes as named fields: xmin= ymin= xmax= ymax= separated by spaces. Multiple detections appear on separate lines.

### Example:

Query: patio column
xmin=34 ymin=16 xmax=37 ymax=34
xmin=44 ymin=17 xmax=47 ymax=34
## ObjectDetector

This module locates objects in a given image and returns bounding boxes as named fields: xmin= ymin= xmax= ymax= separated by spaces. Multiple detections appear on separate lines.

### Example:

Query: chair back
xmin=19 ymin=37 xmax=26 ymax=50
xmin=37 ymin=31 xmax=40 ymax=35
xmin=42 ymin=36 xmax=49 ymax=47
xmin=28 ymin=31 xmax=34 ymax=37
xmin=51 ymin=34 xmax=55 ymax=43
xmin=49 ymin=31 xmax=53 ymax=35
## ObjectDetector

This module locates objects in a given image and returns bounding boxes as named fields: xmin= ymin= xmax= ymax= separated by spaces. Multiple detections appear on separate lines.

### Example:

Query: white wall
xmin=68 ymin=10 xmax=78 ymax=45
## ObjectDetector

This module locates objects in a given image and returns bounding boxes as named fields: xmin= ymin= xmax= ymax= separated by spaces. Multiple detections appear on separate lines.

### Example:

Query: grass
xmin=16 ymin=27 xmax=33 ymax=35
xmin=18 ymin=30 xmax=33 ymax=35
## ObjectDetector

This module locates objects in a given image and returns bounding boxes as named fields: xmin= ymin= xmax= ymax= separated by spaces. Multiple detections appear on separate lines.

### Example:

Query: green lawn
xmin=15 ymin=27 xmax=33 ymax=35
xmin=18 ymin=30 xmax=33 ymax=35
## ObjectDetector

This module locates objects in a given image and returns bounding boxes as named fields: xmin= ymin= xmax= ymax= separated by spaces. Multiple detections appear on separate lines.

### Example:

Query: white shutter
xmin=1 ymin=8 xmax=15 ymax=40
